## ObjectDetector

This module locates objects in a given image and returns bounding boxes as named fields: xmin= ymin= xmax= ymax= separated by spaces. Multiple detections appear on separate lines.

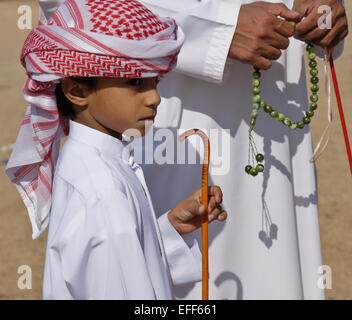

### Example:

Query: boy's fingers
xmin=208 ymin=207 xmax=227 ymax=222
xmin=184 ymin=200 xmax=205 ymax=217
xmin=208 ymin=197 xmax=218 ymax=213
xmin=208 ymin=185 xmax=223 ymax=202
xmin=191 ymin=188 xmax=202 ymax=202
xmin=217 ymin=212 xmax=227 ymax=221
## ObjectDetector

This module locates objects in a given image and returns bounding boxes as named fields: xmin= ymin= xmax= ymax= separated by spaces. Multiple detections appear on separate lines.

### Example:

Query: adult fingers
xmin=328 ymin=27 xmax=348 ymax=51
xmin=273 ymin=17 xmax=296 ymax=38
xmin=298 ymin=1 xmax=346 ymax=37
xmin=235 ymin=46 xmax=273 ymax=70
xmin=253 ymin=41 xmax=282 ymax=61
xmin=264 ymin=2 xmax=301 ymax=22
xmin=295 ymin=2 xmax=342 ymax=37
xmin=295 ymin=23 xmax=330 ymax=43
xmin=295 ymin=9 xmax=318 ymax=36
xmin=314 ymin=17 xmax=348 ymax=48
xmin=265 ymin=30 xmax=290 ymax=50
xmin=253 ymin=55 xmax=273 ymax=70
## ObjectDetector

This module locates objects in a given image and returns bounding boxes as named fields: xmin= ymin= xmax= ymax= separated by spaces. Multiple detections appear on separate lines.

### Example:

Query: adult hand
xmin=168 ymin=186 xmax=227 ymax=235
xmin=293 ymin=0 xmax=348 ymax=50
xmin=228 ymin=1 xmax=301 ymax=70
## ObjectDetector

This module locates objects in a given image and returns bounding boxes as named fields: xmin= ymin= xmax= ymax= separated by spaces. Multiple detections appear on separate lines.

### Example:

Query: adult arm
xmin=140 ymin=0 xmax=241 ymax=84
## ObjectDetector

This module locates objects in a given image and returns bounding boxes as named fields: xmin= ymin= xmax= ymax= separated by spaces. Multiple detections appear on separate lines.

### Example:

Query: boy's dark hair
xmin=55 ymin=77 xmax=96 ymax=120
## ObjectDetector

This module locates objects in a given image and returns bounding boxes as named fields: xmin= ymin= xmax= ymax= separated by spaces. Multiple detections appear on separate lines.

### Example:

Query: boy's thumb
xmin=186 ymin=201 xmax=205 ymax=216
xmin=198 ymin=204 xmax=206 ymax=216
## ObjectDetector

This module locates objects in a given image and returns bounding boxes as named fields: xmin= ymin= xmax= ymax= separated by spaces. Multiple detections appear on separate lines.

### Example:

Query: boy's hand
xmin=168 ymin=186 xmax=227 ymax=235
xmin=293 ymin=0 xmax=348 ymax=50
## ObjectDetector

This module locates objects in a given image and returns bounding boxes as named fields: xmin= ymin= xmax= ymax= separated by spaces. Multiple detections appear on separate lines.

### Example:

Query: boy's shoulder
xmin=54 ymin=137 xmax=126 ymax=201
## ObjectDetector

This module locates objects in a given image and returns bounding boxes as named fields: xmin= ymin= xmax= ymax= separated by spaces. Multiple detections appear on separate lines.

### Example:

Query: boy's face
xmin=64 ymin=76 xmax=161 ymax=139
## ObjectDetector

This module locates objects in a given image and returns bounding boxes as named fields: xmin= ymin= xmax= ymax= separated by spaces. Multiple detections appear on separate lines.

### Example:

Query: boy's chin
xmin=122 ymin=121 xmax=154 ymax=138
xmin=138 ymin=119 xmax=154 ymax=136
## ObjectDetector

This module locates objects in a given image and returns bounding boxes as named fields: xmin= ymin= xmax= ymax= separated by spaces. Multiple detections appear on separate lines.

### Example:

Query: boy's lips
xmin=140 ymin=114 xmax=156 ymax=121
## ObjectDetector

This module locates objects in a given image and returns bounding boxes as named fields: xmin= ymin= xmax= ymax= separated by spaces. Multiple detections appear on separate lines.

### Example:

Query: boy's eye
xmin=127 ymin=78 xmax=142 ymax=86
xmin=126 ymin=77 xmax=162 ymax=87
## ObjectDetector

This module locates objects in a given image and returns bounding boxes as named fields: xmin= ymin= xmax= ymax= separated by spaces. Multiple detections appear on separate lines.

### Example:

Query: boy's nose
xmin=146 ymin=89 xmax=161 ymax=110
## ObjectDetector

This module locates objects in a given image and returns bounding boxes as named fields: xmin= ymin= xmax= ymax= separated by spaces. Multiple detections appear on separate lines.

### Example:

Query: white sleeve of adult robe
xmin=140 ymin=0 xmax=241 ymax=84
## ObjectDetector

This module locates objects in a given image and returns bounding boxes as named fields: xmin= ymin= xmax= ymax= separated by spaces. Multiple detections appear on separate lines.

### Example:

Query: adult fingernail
xmin=208 ymin=214 xmax=214 ymax=221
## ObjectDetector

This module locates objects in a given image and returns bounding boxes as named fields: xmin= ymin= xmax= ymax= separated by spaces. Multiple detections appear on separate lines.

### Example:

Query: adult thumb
xmin=267 ymin=3 xmax=301 ymax=21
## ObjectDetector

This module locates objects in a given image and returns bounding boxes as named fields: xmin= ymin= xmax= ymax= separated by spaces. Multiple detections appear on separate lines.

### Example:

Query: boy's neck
xmin=72 ymin=117 xmax=123 ymax=140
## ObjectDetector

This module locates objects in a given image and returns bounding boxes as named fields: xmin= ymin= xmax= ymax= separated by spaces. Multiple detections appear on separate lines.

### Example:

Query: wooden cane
xmin=329 ymin=53 xmax=352 ymax=175
xmin=179 ymin=129 xmax=210 ymax=300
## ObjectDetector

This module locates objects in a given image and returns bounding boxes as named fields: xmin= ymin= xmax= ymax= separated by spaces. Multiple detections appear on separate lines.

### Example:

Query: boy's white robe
xmin=39 ymin=0 xmax=345 ymax=300
xmin=43 ymin=121 xmax=202 ymax=299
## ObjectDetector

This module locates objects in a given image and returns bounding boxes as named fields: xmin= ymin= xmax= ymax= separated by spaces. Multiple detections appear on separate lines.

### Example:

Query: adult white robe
xmin=43 ymin=121 xmax=202 ymax=299
xmin=135 ymin=0 xmax=344 ymax=300
xmin=39 ymin=0 xmax=345 ymax=300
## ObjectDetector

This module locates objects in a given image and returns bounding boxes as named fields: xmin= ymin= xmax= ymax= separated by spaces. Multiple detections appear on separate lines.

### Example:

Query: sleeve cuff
xmin=158 ymin=212 xmax=202 ymax=285
xmin=203 ymin=2 xmax=241 ymax=84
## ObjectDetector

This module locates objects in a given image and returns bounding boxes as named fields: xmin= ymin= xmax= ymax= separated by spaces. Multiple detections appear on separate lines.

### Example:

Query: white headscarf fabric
xmin=6 ymin=0 xmax=184 ymax=239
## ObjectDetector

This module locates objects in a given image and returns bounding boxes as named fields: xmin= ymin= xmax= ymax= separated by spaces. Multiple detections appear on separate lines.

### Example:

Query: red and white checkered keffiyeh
xmin=6 ymin=0 xmax=184 ymax=239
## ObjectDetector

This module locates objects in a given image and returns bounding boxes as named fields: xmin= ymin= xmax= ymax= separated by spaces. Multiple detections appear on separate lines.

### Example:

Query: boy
xmin=6 ymin=0 xmax=227 ymax=299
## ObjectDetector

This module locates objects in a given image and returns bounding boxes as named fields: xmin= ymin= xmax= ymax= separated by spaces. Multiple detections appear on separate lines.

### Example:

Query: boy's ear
xmin=61 ymin=78 xmax=91 ymax=107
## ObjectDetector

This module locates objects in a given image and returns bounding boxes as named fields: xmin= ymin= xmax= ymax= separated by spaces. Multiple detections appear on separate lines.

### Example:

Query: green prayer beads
xmin=245 ymin=40 xmax=319 ymax=177
xmin=256 ymin=153 xmax=264 ymax=162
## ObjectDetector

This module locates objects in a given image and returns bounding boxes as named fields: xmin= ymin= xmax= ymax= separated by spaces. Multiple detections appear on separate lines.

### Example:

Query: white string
xmin=310 ymin=47 xmax=332 ymax=162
